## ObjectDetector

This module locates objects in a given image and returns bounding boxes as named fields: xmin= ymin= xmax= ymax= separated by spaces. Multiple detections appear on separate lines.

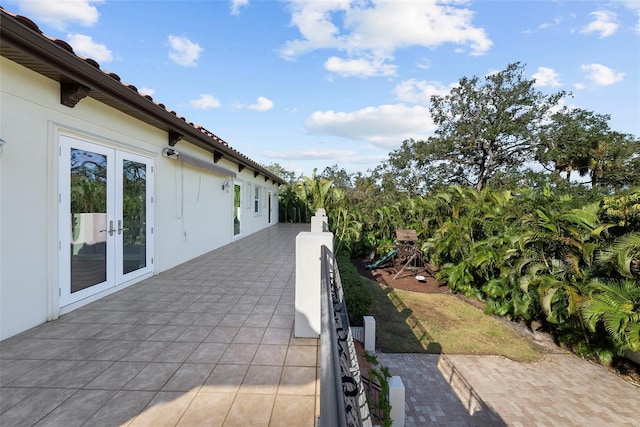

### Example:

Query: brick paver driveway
xmin=378 ymin=351 xmax=640 ymax=426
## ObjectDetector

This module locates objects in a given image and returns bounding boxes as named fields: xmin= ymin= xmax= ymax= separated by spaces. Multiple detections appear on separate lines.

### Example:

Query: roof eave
xmin=0 ymin=10 xmax=286 ymax=185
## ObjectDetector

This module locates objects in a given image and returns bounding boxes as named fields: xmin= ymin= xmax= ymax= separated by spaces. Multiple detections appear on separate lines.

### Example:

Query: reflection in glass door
xmin=233 ymin=183 xmax=242 ymax=236
xmin=69 ymin=146 xmax=112 ymax=294
xmin=117 ymin=152 xmax=152 ymax=282
xmin=59 ymin=135 xmax=153 ymax=307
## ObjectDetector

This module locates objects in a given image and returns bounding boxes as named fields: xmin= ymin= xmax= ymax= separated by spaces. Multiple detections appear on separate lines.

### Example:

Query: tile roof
xmin=0 ymin=7 xmax=285 ymax=185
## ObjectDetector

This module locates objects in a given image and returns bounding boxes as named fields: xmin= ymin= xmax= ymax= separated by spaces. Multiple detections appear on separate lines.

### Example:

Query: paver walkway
xmin=377 ymin=352 xmax=640 ymax=426
xmin=0 ymin=223 xmax=318 ymax=427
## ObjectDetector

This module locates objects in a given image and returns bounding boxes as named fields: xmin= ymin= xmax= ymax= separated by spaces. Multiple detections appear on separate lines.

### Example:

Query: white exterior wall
xmin=0 ymin=57 xmax=280 ymax=339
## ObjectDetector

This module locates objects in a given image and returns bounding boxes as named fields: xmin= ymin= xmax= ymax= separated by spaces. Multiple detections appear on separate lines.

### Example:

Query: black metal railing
xmin=319 ymin=245 xmax=372 ymax=427
xmin=361 ymin=375 xmax=385 ymax=422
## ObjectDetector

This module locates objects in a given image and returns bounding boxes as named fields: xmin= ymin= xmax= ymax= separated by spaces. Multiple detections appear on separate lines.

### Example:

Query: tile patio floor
xmin=0 ymin=223 xmax=318 ymax=427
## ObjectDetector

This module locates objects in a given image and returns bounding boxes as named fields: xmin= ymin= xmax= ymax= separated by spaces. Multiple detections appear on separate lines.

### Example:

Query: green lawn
xmin=364 ymin=278 xmax=543 ymax=362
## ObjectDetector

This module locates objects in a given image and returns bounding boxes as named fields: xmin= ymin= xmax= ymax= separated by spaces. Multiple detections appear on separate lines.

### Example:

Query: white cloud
xmin=66 ymin=33 xmax=112 ymax=62
xmin=581 ymin=10 xmax=618 ymax=38
xmin=235 ymin=96 xmax=274 ymax=112
xmin=524 ymin=16 xmax=563 ymax=34
xmin=305 ymin=104 xmax=435 ymax=148
xmin=539 ymin=16 xmax=564 ymax=30
xmin=324 ymin=56 xmax=396 ymax=77
xmin=190 ymin=94 xmax=221 ymax=109
xmin=230 ymin=0 xmax=249 ymax=16
xmin=280 ymin=1 xmax=492 ymax=74
xmin=139 ymin=87 xmax=155 ymax=97
xmin=615 ymin=0 xmax=640 ymax=33
xmin=581 ymin=63 xmax=625 ymax=86
xmin=15 ymin=0 xmax=103 ymax=30
xmin=394 ymin=79 xmax=454 ymax=104
xmin=261 ymin=148 xmax=387 ymax=166
xmin=532 ymin=67 xmax=562 ymax=87
xmin=167 ymin=35 xmax=203 ymax=67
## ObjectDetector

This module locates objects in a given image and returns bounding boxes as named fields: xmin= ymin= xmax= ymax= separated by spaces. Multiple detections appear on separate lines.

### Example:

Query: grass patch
xmin=364 ymin=278 xmax=543 ymax=362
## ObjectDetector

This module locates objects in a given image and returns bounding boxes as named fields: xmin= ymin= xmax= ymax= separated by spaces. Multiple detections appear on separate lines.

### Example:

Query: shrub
xmin=336 ymin=253 xmax=372 ymax=323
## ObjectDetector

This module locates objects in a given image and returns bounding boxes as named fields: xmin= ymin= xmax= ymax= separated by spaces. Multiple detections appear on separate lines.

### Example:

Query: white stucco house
xmin=0 ymin=8 xmax=285 ymax=340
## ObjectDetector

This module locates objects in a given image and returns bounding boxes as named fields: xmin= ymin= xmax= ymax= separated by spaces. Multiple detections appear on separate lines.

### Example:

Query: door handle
xmin=117 ymin=220 xmax=129 ymax=235
xmin=99 ymin=220 xmax=115 ymax=236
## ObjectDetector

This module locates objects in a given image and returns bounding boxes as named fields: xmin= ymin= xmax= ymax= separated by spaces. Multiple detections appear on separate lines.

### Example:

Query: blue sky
xmin=7 ymin=0 xmax=640 ymax=177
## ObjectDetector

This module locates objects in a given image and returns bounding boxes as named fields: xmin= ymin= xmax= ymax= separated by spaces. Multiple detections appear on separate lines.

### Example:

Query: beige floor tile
xmin=284 ymin=345 xmax=317 ymax=367
xmin=204 ymin=327 xmax=239 ymax=343
xmin=176 ymin=392 xmax=235 ymax=427
xmin=252 ymin=345 xmax=288 ymax=366
xmin=244 ymin=314 xmax=272 ymax=327
xmin=129 ymin=391 xmax=196 ymax=427
xmin=289 ymin=336 xmax=319 ymax=346
xmin=152 ymin=342 xmax=198 ymax=363
xmin=223 ymin=394 xmax=275 ymax=427
xmin=186 ymin=342 xmax=228 ymax=364
xmin=232 ymin=327 xmax=266 ymax=344
xmin=218 ymin=314 xmax=248 ymax=327
xmin=33 ymin=389 xmax=115 ymax=427
xmin=261 ymin=328 xmax=291 ymax=345
xmin=268 ymin=315 xmax=293 ymax=329
xmin=203 ymin=364 xmax=249 ymax=393
xmin=251 ymin=304 xmax=276 ymax=315
xmin=0 ymin=225 xmax=319 ymax=427
xmin=274 ymin=304 xmax=293 ymax=315
xmin=239 ymin=365 xmax=282 ymax=395
xmin=269 ymin=395 xmax=316 ymax=427
xmin=278 ymin=366 xmax=317 ymax=396
xmin=123 ymin=362 xmax=181 ymax=391
xmin=0 ymin=388 xmax=77 ymax=426
xmin=162 ymin=363 xmax=215 ymax=391
xmin=84 ymin=390 xmax=156 ymax=427
xmin=85 ymin=361 xmax=147 ymax=390
xmin=218 ymin=343 xmax=258 ymax=364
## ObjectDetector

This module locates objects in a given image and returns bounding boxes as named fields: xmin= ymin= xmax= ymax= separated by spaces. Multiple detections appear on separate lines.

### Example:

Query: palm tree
xmin=330 ymin=206 xmax=362 ymax=256
xmin=582 ymin=279 xmax=640 ymax=358
xmin=597 ymin=233 xmax=640 ymax=279
xmin=295 ymin=168 xmax=338 ymax=214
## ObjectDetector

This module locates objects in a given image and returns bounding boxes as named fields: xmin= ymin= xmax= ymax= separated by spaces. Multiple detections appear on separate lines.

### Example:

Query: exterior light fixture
xmin=162 ymin=148 xmax=179 ymax=160
xmin=222 ymin=180 xmax=231 ymax=192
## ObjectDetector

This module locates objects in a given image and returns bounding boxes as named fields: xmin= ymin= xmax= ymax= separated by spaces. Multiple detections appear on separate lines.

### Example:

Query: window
xmin=254 ymin=186 xmax=261 ymax=214
xmin=246 ymin=183 xmax=252 ymax=209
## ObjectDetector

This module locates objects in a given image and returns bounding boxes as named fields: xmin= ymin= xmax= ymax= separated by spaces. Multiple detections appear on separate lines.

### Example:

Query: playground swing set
xmin=365 ymin=229 xmax=431 ymax=281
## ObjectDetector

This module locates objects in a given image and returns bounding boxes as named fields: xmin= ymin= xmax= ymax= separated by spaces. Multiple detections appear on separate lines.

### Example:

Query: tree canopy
xmin=425 ymin=62 xmax=566 ymax=191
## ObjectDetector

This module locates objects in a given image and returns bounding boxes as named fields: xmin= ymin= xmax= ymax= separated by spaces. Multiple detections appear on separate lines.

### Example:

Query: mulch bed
xmin=353 ymin=255 xmax=450 ymax=294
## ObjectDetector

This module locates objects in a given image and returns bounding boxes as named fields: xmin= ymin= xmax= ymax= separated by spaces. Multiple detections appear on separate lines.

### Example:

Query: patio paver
xmin=377 ymin=351 xmax=640 ymax=426
xmin=0 ymin=224 xmax=318 ymax=427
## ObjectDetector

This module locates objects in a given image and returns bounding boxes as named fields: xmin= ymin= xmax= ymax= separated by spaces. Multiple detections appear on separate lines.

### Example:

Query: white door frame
xmin=58 ymin=134 xmax=154 ymax=307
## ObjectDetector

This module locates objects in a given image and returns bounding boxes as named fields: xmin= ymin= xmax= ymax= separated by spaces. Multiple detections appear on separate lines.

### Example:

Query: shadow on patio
xmin=0 ymin=223 xmax=318 ymax=427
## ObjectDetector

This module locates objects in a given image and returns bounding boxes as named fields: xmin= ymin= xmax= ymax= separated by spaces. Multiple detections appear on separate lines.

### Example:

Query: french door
xmin=58 ymin=135 xmax=154 ymax=307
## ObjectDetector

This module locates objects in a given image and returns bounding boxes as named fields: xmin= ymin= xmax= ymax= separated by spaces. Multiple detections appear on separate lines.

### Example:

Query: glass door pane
xmin=234 ymin=183 xmax=241 ymax=236
xmin=70 ymin=148 xmax=109 ymax=293
xmin=116 ymin=151 xmax=153 ymax=283
xmin=121 ymin=159 xmax=147 ymax=275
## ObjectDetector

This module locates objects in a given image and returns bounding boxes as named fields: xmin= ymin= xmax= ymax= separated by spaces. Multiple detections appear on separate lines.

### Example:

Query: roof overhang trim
xmin=0 ymin=9 xmax=285 ymax=185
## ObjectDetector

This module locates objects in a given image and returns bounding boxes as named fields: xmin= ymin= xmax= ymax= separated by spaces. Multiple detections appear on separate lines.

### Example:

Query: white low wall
xmin=294 ymin=231 xmax=334 ymax=338
xmin=364 ymin=315 xmax=376 ymax=352
xmin=389 ymin=375 xmax=406 ymax=427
